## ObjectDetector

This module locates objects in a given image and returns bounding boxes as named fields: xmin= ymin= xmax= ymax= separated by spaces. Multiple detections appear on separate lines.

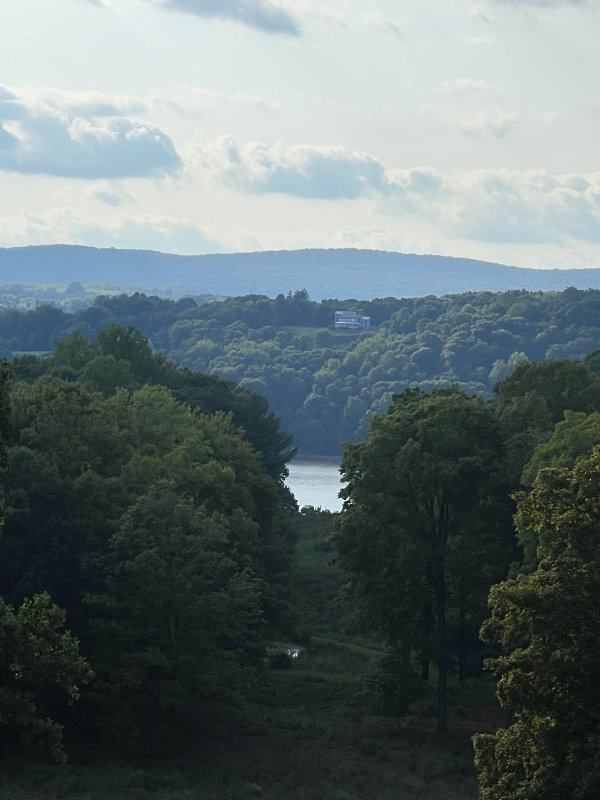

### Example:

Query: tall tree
xmin=0 ymin=359 xmax=9 ymax=523
xmin=0 ymin=593 xmax=93 ymax=761
xmin=86 ymin=484 xmax=262 ymax=754
xmin=493 ymin=359 xmax=600 ymax=486
xmin=522 ymin=410 xmax=600 ymax=485
xmin=474 ymin=448 xmax=600 ymax=799
xmin=333 ymin=387 xmax=511 ymax=731
xmin=0 ymin=365 xmax=92 ymax=762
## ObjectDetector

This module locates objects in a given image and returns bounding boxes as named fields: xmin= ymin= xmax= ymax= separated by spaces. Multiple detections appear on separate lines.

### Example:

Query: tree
xmin=0 ymin=363 xmax=92 ymax=762
xmin=495 ymin=359 xmax=600 ymax=432
xmin=333 ymin=387 xmax=511 ymax=731
xmin=522 ymin=410 xmax=600 ymax=485
xmin=0 ymin=366 xmax=292 ymax=752
xmin=474 ymin=449 xmax=600 ymax=799
xmin=0 ymin=359 xmax=9 ymax=524
xmin=0 ymin=592 xmax=93 ymax=761
xmin=86 ymin=483 xmax=262 ymax=754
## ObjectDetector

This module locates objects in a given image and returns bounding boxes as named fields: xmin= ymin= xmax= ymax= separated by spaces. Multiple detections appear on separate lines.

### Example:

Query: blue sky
xmin=1 ymin=0 xmax=600 ymax=268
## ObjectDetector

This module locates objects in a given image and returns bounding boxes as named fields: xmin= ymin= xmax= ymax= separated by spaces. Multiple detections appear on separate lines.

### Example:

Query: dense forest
xmin=4 ymin=286 xmax=600 ymax=454
xmin=2 ymin=287 xmax=600 ymax=797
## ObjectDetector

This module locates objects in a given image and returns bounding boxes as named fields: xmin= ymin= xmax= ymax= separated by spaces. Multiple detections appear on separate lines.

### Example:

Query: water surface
xmin=286 ymin=460 xmax=343 ymax=512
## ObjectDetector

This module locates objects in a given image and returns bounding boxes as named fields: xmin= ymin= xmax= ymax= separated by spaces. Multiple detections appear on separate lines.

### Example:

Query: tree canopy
xmin=0 ymin=356 xmax=293 ymax=754
xmin=5 ymin=287 xmax=600 ymax=455
xmin=474 ymin=447 xmax=600 ymax=799
xmin=333 ymin=387 xmax=513 ymax=731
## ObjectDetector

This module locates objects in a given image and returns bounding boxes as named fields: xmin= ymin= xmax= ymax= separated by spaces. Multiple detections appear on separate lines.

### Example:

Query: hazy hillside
xmin=3 ymin=245 xmax=600 ymax=300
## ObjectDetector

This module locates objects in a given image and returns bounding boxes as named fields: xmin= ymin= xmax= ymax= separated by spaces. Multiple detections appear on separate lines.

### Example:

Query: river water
xmin=285 ymin=460 xmax=343 ymax=512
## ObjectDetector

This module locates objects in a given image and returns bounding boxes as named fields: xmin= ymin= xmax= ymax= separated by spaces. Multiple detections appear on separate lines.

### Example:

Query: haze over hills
xmin=2 ymin=245 xmax=600 ymax=300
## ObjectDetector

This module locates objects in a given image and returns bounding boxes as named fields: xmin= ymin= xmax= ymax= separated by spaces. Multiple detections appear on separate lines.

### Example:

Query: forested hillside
xmin=4 ymin=286 xmax=600 ymax=454
xmin=0 ymin=331 xmax=298 ymax=760
xmin=4 ymin=245 xmax=600 ymax=299
xmin=3 ymin=325 xmax=600 ymax=797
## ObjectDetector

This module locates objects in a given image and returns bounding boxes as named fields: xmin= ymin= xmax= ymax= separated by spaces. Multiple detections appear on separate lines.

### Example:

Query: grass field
xmin=0 ymin=511 xmax=501 ymax=799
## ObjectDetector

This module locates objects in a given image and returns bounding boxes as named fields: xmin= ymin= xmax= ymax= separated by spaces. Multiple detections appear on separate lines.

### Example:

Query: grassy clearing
xmin=0 ymin=648 xmax=491 ymax=800
xmin=0 ymin=511 xmax=500 ymax=799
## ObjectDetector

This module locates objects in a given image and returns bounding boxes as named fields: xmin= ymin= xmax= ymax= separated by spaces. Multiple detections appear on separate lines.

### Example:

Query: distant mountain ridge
xmin=2 ymin=244 xmax=600 ymax=300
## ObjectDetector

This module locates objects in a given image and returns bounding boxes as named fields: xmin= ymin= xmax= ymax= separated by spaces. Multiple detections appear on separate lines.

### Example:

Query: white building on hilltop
xmin=334 ymin=310 xmax=371 ymax=330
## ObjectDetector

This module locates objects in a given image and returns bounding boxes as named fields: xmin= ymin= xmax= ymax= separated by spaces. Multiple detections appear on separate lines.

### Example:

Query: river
xmin=285 ymin=459 xmax=343 ymax=512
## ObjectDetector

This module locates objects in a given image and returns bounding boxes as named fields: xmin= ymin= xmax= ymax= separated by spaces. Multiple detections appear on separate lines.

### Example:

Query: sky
xmin=1 ymin=0 xmax=600 ymax=269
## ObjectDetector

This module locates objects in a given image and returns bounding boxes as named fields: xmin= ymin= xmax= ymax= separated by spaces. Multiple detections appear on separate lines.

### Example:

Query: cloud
xmin=2 ymin=167 xmax=600 ymax=256
xmin=151 ymin=86 xmax=279 ymax=118
xmin=0 ymin=208 xmax=226 ymax=254
xmin=360 ymin=12 xmax=405 ymax=39
xmin=279 ymin=1 xmax=405 ymax=37
xmin=462 ymin=35 xmax=493 ymax=46
xmin=494 ymin=0 xmax=590 ymax=6
xmin=190 ymin=136 xmax=395 ymax=199
xmin=81 ymin=0 xmax=405 ymax=38
xmin=88 ymin=182 xmax=135 ymax=207
xmin=146 ymin=0 xmax=301 ymax=35
xmin=52 ymin=180 xmax=135 ymax=208
xmin=386 ymin=168 xmax=600 ymax=245
xmin=449 ymin=171 xmax=600 ymax=244
xmin=186 ymin=137 xmax=600 ymax=248
xmin=0 ymin=86 xmax=181 ymax=179
xmin=424 ymin=78 xmax=520 ymax=140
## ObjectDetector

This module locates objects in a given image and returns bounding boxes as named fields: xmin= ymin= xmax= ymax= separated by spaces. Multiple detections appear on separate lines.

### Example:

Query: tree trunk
xmin=420 ymin=603 xmax=433 ymax=682
xmin=433 ymin=566 xmax=448 ymax=733
xmin=457 ymin=590 xmax=466 ymax=683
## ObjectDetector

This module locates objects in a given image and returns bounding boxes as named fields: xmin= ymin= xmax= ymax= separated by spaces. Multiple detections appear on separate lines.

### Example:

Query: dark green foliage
xmin=333 ymin=387 xmax=513 ymax=731
xmin=0 ymin=592 xmax=93 ymax=762
xmin=494 ymin=359 xmax=600 ymax=430
xmin=522 ymin=410 xmax=600 ymax=485
xmin=5 ymin=286 xmax=600 ymax=455
xmin=14 ymin=323 xmax=295 ymax=484
xmin=364 ymin=648 xmax=431 ymax=716
xmin=0 ymin=360 xmax=9 ymax=467
xmin=474 ymin=449 xmax=600 ymax=799
xmin=0 ymin=366 xmax=92 ymax=763
xmin=0 ymin=364 xmax=293 ymax=753
xmin=493 ymin=359 xmax=600 ymax=489
xmin=87 ymin=483 xmax=263 ymax=752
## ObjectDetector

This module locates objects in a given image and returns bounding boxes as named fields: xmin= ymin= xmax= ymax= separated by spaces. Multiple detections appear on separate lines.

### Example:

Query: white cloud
xmin=2 ymin=167 xmax=600 ymax=259
xmin=357 ymin=11 xmax=405 ymax=38
xmin=150 ymin=86 xmax=280 ymax=118
xmin=145 ymin=0 xmax=301 ymax=35
xmin=494 ymin=0 xmax=591 ymax=6
xmin=184 ymin=133 xmax=600 ymax=246
xmin=131 ymin=0 xmax=407 ymax=38
xmin=86 ymin=180 xmax=137 ymax=207
xmin=386 ymin=168 xmax=600 ymax=245
xmin=424 ymin=78 xmax=520 ymax=140
xmin=189 ymin=136 xmax=395 ymax=199
xmin=462 ymin=35 xmax=493 ymax=45
xmin=0 ymin=86 xmax=181 ymax=179
xmin=88 ymin=181 xmax=135 ymax=207
xmin=52 ymin=180 xmax=135 ymax=208
xmin=283 ymin=1 xmax=405 ymax=36
xmin=0 ymin=207 xmax=226 ymax=253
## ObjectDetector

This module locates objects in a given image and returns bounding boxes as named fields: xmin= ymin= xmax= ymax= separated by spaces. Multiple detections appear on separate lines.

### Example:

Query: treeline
xmin=334 ymin=359 xmax=600 ymax=798
xmin=3 ymin=327 xmax=600 ymax=796
xmin=3 ymin=287 xmax=600 ymax=454
xmin=0 ymin=329 xmax=297 ymax=759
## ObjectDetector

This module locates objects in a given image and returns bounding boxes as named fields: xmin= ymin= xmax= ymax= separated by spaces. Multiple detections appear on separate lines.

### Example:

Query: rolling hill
xmin=2 ymin=244 xmax=600 ymax=300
